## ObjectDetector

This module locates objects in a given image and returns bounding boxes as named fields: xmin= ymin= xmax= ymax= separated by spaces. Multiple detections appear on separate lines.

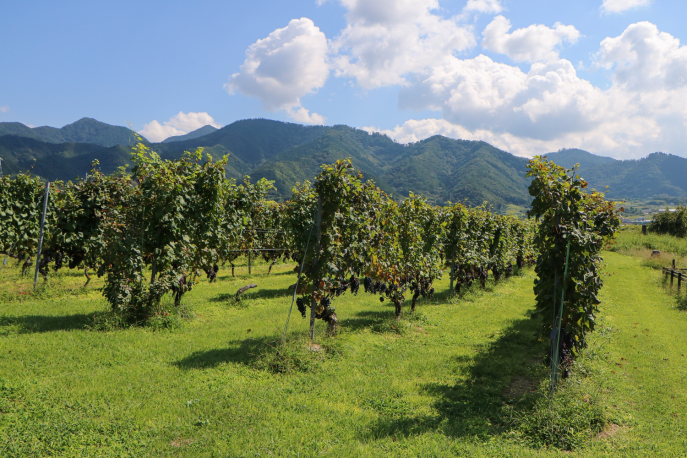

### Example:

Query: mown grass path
xmin=0 ymin=253 xmax=686 ymax=456
xmin=580 ymin=252 xmax=687 ymax=456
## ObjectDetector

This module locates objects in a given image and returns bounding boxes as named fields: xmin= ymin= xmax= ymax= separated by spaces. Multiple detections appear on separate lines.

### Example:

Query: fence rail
xmin=662 ymin=265 xmax=687 ymax=292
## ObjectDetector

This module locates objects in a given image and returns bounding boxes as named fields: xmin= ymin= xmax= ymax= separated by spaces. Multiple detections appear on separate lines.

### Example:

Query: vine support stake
xmin=33 ymin=182 xmax=50 ymax=290
xmin=449 ymin=255 xmax=455 ymax=294
xmin=309 ymin=195 xmax=322 ymax=340
xmin=248 ymin=224 xmax=253 ymax=275
xmin=551 ymin=240 xmax=571 ymax=391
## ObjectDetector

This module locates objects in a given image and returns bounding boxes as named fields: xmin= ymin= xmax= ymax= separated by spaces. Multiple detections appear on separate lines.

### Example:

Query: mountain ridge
xmin=1 ymin=117 xmax=686 ymax=207
xmin=0 ymin=117 xmax=139 ymax=147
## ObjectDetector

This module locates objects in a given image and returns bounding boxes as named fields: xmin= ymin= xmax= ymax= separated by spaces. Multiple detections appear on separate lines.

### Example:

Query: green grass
xmin=2 ymin=252 xmax=687 ymax=456
xmin=612 ymin=225 xmax=687 ymax=266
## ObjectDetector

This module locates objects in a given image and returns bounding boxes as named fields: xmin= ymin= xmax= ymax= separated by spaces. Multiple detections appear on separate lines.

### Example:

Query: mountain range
xmin=1 ymin=117 xmax=686 ymax=209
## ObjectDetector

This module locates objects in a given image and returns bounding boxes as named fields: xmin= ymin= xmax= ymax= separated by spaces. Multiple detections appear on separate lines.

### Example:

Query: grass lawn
xmin=1 ymin=250 xmax=687 ymax=457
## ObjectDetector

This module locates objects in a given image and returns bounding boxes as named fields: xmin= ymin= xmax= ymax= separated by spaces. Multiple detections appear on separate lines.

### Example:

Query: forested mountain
xmin=156 ymin=119 xmax=330 ymax=164
xmin=0 ymin=135 xmax=131 ymax=180
xmin=544 ymin=148 xmax=617 ymax=169
xmin=161 ymin=125 xmax=218 ymax=143
xmin=0 ymin=118 xmax=138 ymax=147
xmin=577 ymin=152 xmax=687 ymax=199
xmin=1 ymin=117 xmax=686 ymax=207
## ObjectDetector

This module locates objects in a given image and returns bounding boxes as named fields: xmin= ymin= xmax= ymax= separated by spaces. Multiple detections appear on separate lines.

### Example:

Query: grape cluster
xmin=333 ymin=277 xmax=349 ymax=297
xmin=410 ymin=278 xmax=434 ymax=299
xmin=363 ymin=276 xmax=373 ymax=293
xmin=296 ymin=297 xmax=307 ymax=318
xmin=68 ymin=254 xmax=84 ymax=270
xmin=349 ymin=276 xmax=359 ymax=295
xmin=205 ymin=264 xmax=219 ymax=283
xmin=315 ymin=297 xmax=336 ymax=320
xmin=53 ymin=252 xmax=64 ymax=271
xmin=363 ymin=277 xmax=389 ymax=294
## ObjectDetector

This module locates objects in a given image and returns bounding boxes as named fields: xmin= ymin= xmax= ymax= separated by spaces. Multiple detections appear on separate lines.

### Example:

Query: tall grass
xmin=611 ymin=225 xmax=687 ymax=268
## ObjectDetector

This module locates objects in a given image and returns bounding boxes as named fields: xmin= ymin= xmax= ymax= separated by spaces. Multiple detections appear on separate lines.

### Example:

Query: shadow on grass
xmin=340 ymin=308 xmax=394 ymax=331
xmin=174 ymin=336 xmax=276 ymax=369
xmin=208 ymin=287 xmax=292 ymax=303
xmin=429 ymin=280 xmax=501 ymax=305
xmin=363 ymin=316 xmax=548 ymax=442
xmin=0 ymin=313 xmax=92 ymax=334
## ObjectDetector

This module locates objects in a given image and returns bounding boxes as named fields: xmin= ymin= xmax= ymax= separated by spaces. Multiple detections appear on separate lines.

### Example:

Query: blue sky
xmin=1 ymin=0 xmax=686 ymax=159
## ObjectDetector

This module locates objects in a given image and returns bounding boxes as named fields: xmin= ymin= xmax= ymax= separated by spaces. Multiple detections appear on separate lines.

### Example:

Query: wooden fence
xmin=662 ymin=261 xmax=687 ymax=292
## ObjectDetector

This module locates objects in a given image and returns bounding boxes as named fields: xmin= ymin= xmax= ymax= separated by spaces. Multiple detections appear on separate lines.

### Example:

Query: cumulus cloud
xmin=398 ymin=55 xmax=602 ymax=140
xmin=601 ymin=0 xmax=652 ymax=14
xmin=330 ymin=0 xmax=476 ymax=89
xmin=372 ymin=22 xmax=687 ymax=159
xmin=140 ymin=111 xmax=221 ymax=142
xmin=463 ymin=0 xmax=503 ymax=14
xmin=482 ymin=16 xmax=580 ymax=63
xmin=0 ymin=106 xmax=9 ymax=113
xmin=227 ymin=4 xmax=684 ymax=159
xmin=225 ymin=17 xmax=328 ymax=124
xmin=595 ymin=21 xmax=687 ymax=91
xmin=365 ymin=112 xmax=668 ymax=160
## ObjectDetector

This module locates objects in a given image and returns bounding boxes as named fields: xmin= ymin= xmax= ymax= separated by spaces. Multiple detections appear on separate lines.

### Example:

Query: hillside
xmin=0 ymin=118 xmax=138 ymax=147
xmin=580 ymin=152 xmax=687 ymax=198
xmin=157 ymin=118 xmax=330 ymax=164
xmin=0 ymin=135 xmax=131 ymax=180
xmin=383 ymin=136 xmax=530 ymax=207
xmin=545 ymin=148 xmax=617 ymax=169
xmin=2 ymin=117 xmax=687 ymax=207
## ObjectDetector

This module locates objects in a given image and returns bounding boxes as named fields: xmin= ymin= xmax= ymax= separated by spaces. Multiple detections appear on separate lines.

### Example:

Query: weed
xmin=509 ymin=379 xmax=606 ymax=450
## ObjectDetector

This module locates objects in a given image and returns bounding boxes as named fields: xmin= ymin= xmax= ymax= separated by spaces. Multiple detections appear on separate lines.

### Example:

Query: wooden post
xmin=673 ymin=259 xmax=676 ymax=269
xmin=309 ymin=196 xmax=322 ymax=340
xmin=33 ymin=182 xmax=50 ymax=289
xmin=642 ymin=225 xmax=647 ymax=235
xmin=678 ymin=273 xmax=682 ymax=293
xmin=671 ymin=270 xmax=675 ymax=288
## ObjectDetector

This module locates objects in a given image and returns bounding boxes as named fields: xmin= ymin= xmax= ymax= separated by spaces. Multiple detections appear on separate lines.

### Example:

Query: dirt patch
xmin=504 ymin=376 xmax=537 ymax=398
xmin=307 ymin=343 xmax=323 ymax=353
xmin=596 ymin=423 xmax=626 ymax=440
xmin=170 ymin=438 xmax=194 ymax=447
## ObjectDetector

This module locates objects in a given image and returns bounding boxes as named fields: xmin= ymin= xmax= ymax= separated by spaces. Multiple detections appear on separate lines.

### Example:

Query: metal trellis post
xmin=33 ymin=182 xmax=50 ymax=289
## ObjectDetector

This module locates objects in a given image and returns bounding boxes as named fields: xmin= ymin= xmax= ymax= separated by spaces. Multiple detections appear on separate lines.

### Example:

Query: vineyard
xmin=0 ymin=143 xmax=631 ymax=454
xmin=0 ymin=144 xmax=549 ymax=330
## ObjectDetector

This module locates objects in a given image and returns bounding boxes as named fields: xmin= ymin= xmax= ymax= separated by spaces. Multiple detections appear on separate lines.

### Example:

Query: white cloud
xmin=140 ymin=111 xmax=221 ymax=142
xmin=225 ymin=17 xmax=328 ymax=124
xmin=0 ymin=106 xmax=9 ymax=113
xmin=595 ymin=21 xmax=687 ymax=91
xmin=482 ymin=16 xmax=580 ymax=63
xmin=371 ymin=22 xmax=687 ymax=160
xmin=601 ymin=0 xmax=652 ymax=14
xmin=227 ymin=6 xmax=685 ymax=160
xmin=398 ymin=55 xmax=603 ymax=140
xmin=330 ymin=0 xmax=476 ymax=89
xmin=287 ymin=106 xmax=326 ymax=124
xmin=463 ymin=0 xmax=503 ymax=14
xmin=365 ymin=114 xmax=667 ymax=160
